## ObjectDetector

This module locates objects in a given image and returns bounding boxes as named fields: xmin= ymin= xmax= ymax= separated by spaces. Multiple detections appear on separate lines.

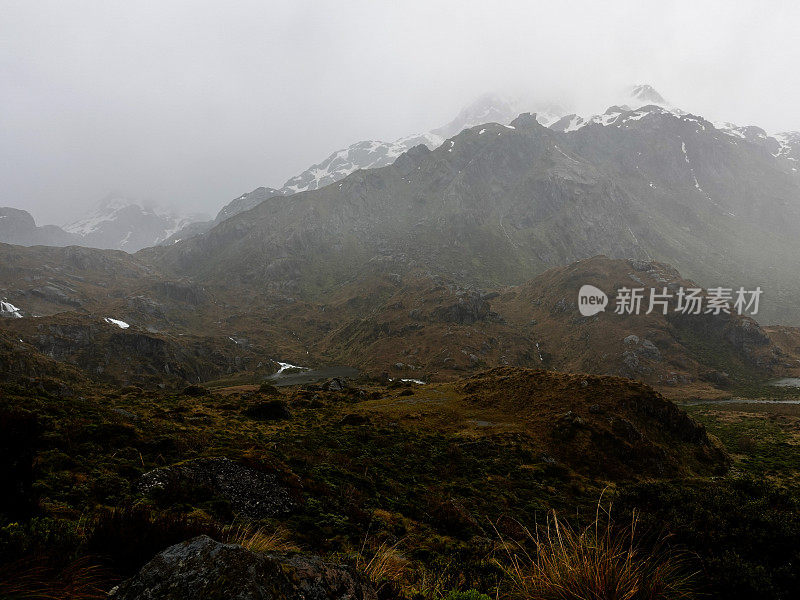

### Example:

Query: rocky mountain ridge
xmin=1 ymin=239 xmax=795 ymax=395
xmin=0 ymin=197 xmax=206 ymax=252
xmin=148 ymin=102 xmax=800 ymax=325
xmin=5 ymin=85 xmax=798 ymax=263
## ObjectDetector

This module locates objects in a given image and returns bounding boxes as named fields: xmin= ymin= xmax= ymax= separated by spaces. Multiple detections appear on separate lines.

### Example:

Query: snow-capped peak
xmin=430 ymin=93 xmax=522 ymax=139
xmin=65 ymin=196 xmax=151 ymax=236
xmin=550 ymin=103 xmax=695 ymax=133
xmin=626 ymin=84 xmax=669 ymax=107
xmin=275 ymin=94 xmax=566 ymax=196
xmin=62 ymin=195 xmax=208 ymax=252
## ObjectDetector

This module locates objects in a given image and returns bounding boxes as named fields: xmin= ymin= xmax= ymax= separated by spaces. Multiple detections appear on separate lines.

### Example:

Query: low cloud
xmin=2 ymin=0 xmax=798 ymax=224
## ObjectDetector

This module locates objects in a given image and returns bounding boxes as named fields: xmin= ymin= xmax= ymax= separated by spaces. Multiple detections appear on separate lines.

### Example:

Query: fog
xmin=2 ymin=0 xmax=799 ymax=225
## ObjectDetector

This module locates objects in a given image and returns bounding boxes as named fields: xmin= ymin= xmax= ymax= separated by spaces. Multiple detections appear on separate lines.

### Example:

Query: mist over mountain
xmin=160 ymin=93 xmax=567 ymax=245
xmin=6 ymin=83 xmax=799 ymax=330
xmin=0 ymin=206 xmax=79 ymax=247
xmin=144 ymin=90 xmax=800 ymax=326
xmin=159 ymin=84 xmax=799 ymax=247
xmin=4 ymin=5 xmax=800 ymax=598
xmin=0 ymin=196 xmax=208 ymax=252
xmin=5 ymin=83 xmax=798 ymax=261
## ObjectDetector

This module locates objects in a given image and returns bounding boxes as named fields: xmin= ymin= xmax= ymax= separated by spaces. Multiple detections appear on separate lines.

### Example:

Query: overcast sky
xmin=2 ymin=0 xmax=799 ymax=225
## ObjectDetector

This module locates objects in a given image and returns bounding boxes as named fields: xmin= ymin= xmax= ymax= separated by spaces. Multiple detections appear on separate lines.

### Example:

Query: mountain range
xmin=144 ymin=99 xmax=800 ymax=325
xmin=1 ymin=237 xmax=794 ymax=397
xmin=158 ymin=85 xmax=796 ymax=250
xmin=158 ymin=93 xmax=565 ymax=245
xmin=0 ymin=92 xmax=574 ymax=251
xmin=4 ymin=78 xmax=800 ymax=600
xmin=2 ymin=84 xmax=800 ymax=329
xmin=0 ymin=196 xmax=206 ymax=253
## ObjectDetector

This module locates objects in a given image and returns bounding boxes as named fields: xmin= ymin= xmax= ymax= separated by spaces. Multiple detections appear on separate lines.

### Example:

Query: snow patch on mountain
xmin=275 ymin=361 xmax=307 ymax=374
xmin=64 ymin=196 xmax=207 ymax=252
xmin=65 ymin=197 xmax=131 ymax=236
xmin=278 ymin=94 xmax=562 ymax=195
xmin=1 ymin=299 xmax=23 ymax=318
xmin=711 ymin=124 xmax=798 ymax=173
xmin=771 ymin=131 xmax=800 ymax=165
xmin=281 ymin=138 xmax=423 ymax=194
xmin=104 ymin=317 xmax=130 ymax=329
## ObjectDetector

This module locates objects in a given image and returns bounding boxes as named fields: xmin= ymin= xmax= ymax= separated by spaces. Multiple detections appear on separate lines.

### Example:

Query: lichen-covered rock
xmin=109 ymin=535 xmax=378 ymax=600
xmin=138 ymin=457 xmax=296 ymax=518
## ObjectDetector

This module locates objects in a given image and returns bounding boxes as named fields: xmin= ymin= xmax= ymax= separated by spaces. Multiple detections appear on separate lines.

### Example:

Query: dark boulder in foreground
xmin=243 ymin=399 xmax=291 ymax=420
xmin=110 ymin=535 xmax=377 ymax=600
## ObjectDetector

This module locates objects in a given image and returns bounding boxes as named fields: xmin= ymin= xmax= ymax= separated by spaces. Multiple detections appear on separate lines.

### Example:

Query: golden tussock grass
xmin=497 ymin=500 xmax=696 ymax=600
xmin=355 ymin=537 xmax=410 ymax=591
xmin=222 ymin=523 xmax=299 ymax=554
xmin=0 ymin=557 xmax=111 ymax=600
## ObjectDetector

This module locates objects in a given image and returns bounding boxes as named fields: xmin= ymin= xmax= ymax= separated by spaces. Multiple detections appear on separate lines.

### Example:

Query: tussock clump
xmin=498 ymin=503 xmax=696 ymax=600
xmin=0 ymin=557 xmax=111 ymax=600
xmin=243 ymin=399 xmax=291 ymax=420
xmin=355 ymin=537 xmax=409 ymax=594
xmin=258 ymin=382 xmax=280 ymax=395
xmin=222 ymin=523 xmax=298 ymax=554
xmin=182 ymin=384 xmax=209 ymax=397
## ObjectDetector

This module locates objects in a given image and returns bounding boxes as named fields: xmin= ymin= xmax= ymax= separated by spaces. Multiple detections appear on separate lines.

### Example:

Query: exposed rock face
xmin=31 ymin=285 xmax=82 ymax=307
xmin=152 ymin=280 xmax=207 ymax=306
xmin=620 ymin=337 xmax=661 ymax=377
xmin=138 ymin=457 xmax=296 ymax=518
xmin=724 ymin=317 xmax=771 ymax=352
xmin=433 ymin=292 xmax=501 ymax=325
xmin=668 ymin=309 xmax=778 ymax=368
xmin=110 ymin=535 xmax=377 ymax=600
xmin=3 ymin=314 xmax=261 ymax=386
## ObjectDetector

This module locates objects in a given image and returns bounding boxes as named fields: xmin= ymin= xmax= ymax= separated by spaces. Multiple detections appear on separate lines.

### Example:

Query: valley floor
xmin=1 ymin=368 xmax=798 ymax=599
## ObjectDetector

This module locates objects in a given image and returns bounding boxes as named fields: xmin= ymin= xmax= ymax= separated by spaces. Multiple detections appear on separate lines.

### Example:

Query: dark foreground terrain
xmin=1 ymin=364 xmax=798 ymax=599
xmin=1 ymin=244 xmax=799 ymax=598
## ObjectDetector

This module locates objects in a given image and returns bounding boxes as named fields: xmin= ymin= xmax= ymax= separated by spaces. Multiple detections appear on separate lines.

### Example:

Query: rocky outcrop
xmin=31 ymin=284 xmax=82 ymax=307
xmin=433 ymin=291 xmax=501 ymax=325
xmin=138 ymin=457 xmax=296 ymax=518
xmin=152 ymin=281 xmax=208 ymax=306
xmin=620 ymin=336 xmax=661 ymax=377
xmin=724 ymin=317 xmax=770 ymax=352
xmin=109 ymin=535 xmax=377 ymax=600
xmin=7 ymin=315 xmax=260 ymax=386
